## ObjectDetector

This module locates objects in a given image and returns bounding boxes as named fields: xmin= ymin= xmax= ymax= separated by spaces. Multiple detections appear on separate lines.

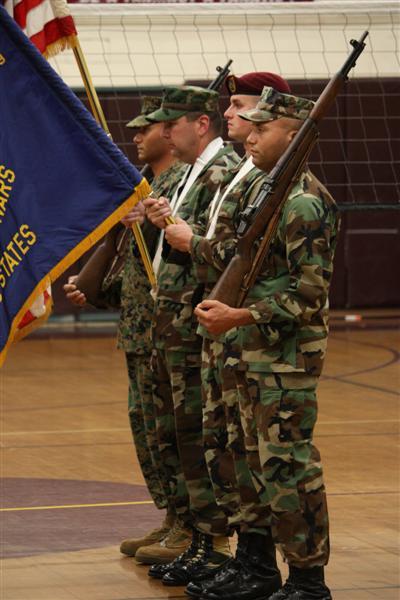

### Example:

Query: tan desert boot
xmin=120 ymin=508 xmax=175 ymax=557
xmin=135 ymin=518 xmax=192 ymax=564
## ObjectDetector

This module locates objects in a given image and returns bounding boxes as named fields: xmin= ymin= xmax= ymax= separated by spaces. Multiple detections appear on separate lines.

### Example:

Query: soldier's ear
xmin=196 ymin=114 xmax=211 ymax=136
xmin=288 ymin=128 xmax=300 ymax=142
xmin=286 ymin=118 xmax=302 ymax=142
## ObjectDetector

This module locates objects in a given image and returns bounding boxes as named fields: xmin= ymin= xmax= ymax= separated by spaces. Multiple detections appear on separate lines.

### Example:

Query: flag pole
xmin=71 ymin=39 xmax=157 ymax=287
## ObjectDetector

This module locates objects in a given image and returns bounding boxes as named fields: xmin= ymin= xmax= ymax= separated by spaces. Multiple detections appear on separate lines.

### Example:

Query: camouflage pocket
xmin=172 ymin=302 xmax=202 ymax=343
xmin=255 ymin=385 xmax=317 ymax=446
xmin=255 ymin=388 xmax=282 ymax=446
xmin=154 ymin=299 xmax=200 ymax=345
xmin=276 ymin=389 xmax=317 ymax=444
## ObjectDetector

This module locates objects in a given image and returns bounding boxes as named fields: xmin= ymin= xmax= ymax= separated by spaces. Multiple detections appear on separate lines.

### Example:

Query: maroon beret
xmin=225 ymin=72 xmax=291 ymax=96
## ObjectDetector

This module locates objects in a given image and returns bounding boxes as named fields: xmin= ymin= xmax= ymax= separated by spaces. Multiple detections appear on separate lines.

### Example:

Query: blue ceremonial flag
xmin=0 ymin=7 xmax=151 ymax=367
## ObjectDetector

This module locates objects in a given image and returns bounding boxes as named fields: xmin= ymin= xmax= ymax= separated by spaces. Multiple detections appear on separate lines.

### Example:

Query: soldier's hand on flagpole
xmin=144 ymin=196 xmax=172 ymax=229
xmin=121 ymin=202 xmax=145 ymax=227
xmin=63 ymin=275 xmax=87 ymax=307
xmin=165 ymin=217 xmax=193 ymax=252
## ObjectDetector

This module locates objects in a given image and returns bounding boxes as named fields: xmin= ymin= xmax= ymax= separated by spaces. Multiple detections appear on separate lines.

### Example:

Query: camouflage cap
xmin=146 ymin=86 xmax=219 ymax=122
xmin=126 ymin=96 xmax=162 ymax=128
xmin=239 ymin=86 xmax=314 ymax=123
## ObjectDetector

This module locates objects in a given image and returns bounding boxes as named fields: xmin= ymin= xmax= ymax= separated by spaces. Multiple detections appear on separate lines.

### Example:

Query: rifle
xmin=208 ymin=32 xmax=368 ymax=308
xmin=75 ymin=164 xmax=154 ymax=306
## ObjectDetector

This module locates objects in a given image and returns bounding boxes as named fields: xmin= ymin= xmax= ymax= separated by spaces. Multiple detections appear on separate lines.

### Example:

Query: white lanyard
xmin=152 ymin=165 xmax=191 ymax=276
xmin=152 ymin=137 xmax=224 ymax=275
xmin=206 ymin=156 xmax=254 ymax=240
xmin=169 ymin=164 xmax=192 ymax=216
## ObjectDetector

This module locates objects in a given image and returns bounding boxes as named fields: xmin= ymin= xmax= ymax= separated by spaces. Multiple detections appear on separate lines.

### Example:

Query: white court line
xmin=0 ymin=420 xmax=399 ymax=437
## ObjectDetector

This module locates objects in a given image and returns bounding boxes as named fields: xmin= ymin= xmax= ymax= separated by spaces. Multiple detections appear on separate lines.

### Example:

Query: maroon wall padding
xmin=55 ymin=77 xmax=399 ymax=314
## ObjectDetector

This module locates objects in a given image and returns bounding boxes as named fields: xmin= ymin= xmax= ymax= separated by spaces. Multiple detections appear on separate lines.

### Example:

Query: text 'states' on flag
xmin=0 ymin=7 xmax=151 ymax=366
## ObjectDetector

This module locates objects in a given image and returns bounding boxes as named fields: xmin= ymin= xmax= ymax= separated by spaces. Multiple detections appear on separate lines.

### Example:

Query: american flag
xmin=2 ymin=0 xmax=77 ymax=58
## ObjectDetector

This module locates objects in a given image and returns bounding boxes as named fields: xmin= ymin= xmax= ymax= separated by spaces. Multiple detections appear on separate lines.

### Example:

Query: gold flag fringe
xmin=43 ymin=34 xmax=77 ymax=59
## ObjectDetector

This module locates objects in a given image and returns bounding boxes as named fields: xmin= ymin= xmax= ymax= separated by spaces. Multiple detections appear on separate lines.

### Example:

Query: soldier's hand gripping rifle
xmin=208 ymin=32 xmax=368 ymax=308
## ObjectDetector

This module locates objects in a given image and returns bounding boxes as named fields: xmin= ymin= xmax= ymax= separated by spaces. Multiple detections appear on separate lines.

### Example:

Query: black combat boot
xmin=148 ymin=529 xmax=201 ymax=579
xmin=161 ymin=532 xmax=231 ymax=586
xmin=185 ymin=532 xmax=250 ymax=598
xmin=269 ymin=566 xmax=332 ymax=600
xmin=200 ymin=531 xmax=282 ymax=600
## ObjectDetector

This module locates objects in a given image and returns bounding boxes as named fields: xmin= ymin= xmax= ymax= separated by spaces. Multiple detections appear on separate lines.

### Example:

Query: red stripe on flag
xmin=30 ymin=15 xmax=76 ymax=54
xmin=13 ymin=0 xmax=46 ymax=30
xmin=17 ymin=289 xmax=51 ymax=330
xmin=17 ymin=309 xmax=35 ymax=329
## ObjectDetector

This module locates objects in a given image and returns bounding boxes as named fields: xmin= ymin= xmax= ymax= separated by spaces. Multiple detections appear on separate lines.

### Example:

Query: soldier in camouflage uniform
xmin=164 ymin=73 xmax=292 ymax=547
xmin=118 ymin=98 xmax=188 ymax=557
xmin=195 ymin=87 xmax=339 ymax=600
xmin=64 ymin=96 xmax=188 ymax=559
xmin=136 ymin=86 xmax=240 ymax=579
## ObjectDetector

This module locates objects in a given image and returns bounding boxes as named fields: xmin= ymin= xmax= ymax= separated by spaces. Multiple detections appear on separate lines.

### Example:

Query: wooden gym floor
xmin=1 ymin=311 xmax=399 ymax=600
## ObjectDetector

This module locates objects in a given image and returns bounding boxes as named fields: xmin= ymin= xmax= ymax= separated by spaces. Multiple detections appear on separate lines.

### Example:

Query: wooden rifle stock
xmin=208 ymin=31 xmax=368 ymax=308
xmin=75 ymin=164 xmax=153 ymax=306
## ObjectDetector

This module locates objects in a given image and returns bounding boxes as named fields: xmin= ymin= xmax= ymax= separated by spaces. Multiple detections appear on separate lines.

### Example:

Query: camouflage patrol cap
xmin=126 ymin=96 xmax=162 ymax=128
xmin=146 ymin=86 xmax=220 ymax=122
xmin=239 ymin=86 xmax=314 ymax=123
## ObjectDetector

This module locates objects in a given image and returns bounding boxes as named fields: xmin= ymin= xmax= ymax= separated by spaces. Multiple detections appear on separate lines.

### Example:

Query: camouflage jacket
xmin=154 ymin=143 xmax=240 ymax=351
xmin=187 ymin=157 xmax=267 ymax=343
xmin=190 ymin=157 xmax=266 ymax=291
xmin=104 ymin=161 xmax=186 ymax=354
xmin=223 ymin=169 xmax=340 ymax=376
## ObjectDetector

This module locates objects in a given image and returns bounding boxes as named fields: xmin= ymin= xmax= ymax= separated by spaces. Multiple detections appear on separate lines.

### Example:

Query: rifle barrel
xmin=208 ymin=59 xmax=233 ymax=91
xmin=341 ymin=30 xmax=369 ymax=77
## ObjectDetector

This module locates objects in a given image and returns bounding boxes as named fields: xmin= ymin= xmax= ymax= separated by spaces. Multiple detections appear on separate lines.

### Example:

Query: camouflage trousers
xmin=125 ymin=352 xmax=170 ymax=510
xmin=202 ymin=338 xmax=268 ymax=530
xmin=234 ymin=370 xmax=330 ymax=568
xmin=152 ymin=346 xmax=230 ymax=535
